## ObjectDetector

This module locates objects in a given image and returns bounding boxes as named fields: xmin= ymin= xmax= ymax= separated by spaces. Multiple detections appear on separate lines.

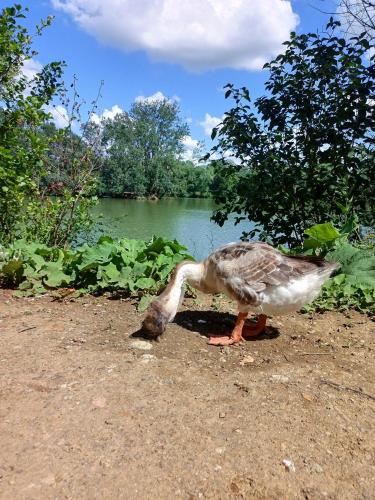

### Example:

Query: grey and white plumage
xmin=142 ymin=242 xmax=338 ymax=343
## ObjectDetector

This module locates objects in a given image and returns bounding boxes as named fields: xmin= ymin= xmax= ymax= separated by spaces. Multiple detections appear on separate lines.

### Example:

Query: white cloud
xmin=199 ymin=113 xmax=223 ymax=137
xmin=91 ymin=104 xmax=123 ymax=124
xmin=48 ymin=104 xmax=70 ymax=128
xmin=135 ymin=91 xmax=179 ymax=104
xmin=21 ymin=58 xmax=43 ymax=80
xmin=52 ymin=0 xmax=299 ymax=71
xmin=181 ymin=135 xmax=200 ymax=162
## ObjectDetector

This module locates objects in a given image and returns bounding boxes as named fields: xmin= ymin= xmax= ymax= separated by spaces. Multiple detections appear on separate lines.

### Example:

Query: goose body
xmin=142 ymin=242 xmax=338 ymax=345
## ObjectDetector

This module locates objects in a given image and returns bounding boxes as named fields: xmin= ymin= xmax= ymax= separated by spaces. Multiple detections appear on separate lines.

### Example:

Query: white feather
xmin=251 ymin=274 xmax=327 ymax=315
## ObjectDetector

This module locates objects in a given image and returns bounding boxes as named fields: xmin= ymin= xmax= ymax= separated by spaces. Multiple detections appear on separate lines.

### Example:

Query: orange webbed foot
xmin=242 ymin=314 xmax=267 ymax=339
xmin=208 ymin=335 xmax=239 ymax=346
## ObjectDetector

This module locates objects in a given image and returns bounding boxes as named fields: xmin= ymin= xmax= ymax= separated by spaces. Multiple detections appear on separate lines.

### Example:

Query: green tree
xmin=100 ymin=98 xmax=189 ymax=198
xmin=0 ymin=5 xmax=102 ymax=247
xmin=0 ymin=4 xmax=63 ymax=244
xmin=209 ymin=20 xmax=374 ymax=246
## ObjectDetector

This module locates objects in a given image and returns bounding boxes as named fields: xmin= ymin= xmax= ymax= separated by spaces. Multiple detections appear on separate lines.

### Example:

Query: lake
xmin=91 ymin=198 xmax=252 ymax=260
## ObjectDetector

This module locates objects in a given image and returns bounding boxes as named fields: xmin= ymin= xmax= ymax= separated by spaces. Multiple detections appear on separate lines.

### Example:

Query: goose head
xmin=142 ymin=299 xmax=170 ymax=339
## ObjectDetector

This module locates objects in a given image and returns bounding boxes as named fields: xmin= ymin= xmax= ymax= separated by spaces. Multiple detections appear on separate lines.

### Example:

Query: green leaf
xmin=135 ymin=277 xmax=156 ymax=290
xmin=304 ymin=223 xmax=340 ymax=243
xmin=77 ymin=242 xmax=116 ymax=270
xmin=138 ymin=294 xmax=154 ymax=312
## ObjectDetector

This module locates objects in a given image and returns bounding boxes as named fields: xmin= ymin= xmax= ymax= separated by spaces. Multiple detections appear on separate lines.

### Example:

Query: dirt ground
xmin=0 ymin=289 xmax=374 ymax=500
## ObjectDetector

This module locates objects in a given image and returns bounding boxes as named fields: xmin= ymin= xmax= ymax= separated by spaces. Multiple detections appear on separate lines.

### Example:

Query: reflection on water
xmin=91 ymin=198 xmax=253 ymax=260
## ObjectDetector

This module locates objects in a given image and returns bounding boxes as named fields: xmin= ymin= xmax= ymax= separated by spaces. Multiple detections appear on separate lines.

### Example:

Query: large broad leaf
xmin=97 ymin=262 xmax=120 ymax=283
xmin=115 ymin=268 xmax=133 ymax=290
xmin=135 ymin=277 xmax=156 ymax=290
xmin=145 ymin=237 xmax=168 ymax=255
xmin=12 ymin=240 xmax=51 ymax=257
xmin=119 ymin=239 xmax=146 ymax=258
xmin=43 ymin=261 xmax=74 ymax=288
xmin=304 ymin=223 xmax=341 ymax=249
xmin=131 ymin=261 xmax=147 ymax=278
xmin=77 ymin=241 xmax=117 ymax=271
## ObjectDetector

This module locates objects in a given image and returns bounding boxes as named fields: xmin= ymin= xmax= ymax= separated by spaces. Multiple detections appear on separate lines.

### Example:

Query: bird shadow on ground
xmin=130 ymin=328 xmax=155 ymax=340
xmin=174 ymin=310 xmax=280 ymax=341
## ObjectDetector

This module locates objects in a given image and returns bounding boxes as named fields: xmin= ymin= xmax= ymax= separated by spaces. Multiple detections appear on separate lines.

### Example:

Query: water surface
xmin=92 ymin=198 xmax=252 ymax=260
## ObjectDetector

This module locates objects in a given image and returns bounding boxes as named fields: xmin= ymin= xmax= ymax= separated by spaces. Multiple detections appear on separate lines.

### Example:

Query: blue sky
xmin=22 ymin=0 xmax=337 ymax=157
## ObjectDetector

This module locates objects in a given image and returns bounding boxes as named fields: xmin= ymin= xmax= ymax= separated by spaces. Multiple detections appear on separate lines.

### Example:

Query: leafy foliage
xmin=0 ymin=225 xmax=373 ymax=313
xmin=0 ymin=5 xmax=101 ymax=247
xmin=97 ymin=99 xmax=213 ymax=199
xmin=316 ymin=244 xmax=375 ymax=313
xmin=0 ymin=4 xmax=63 ymax=244
xmin=209 ymin=20 xmax=374 ymax=246
xmin=296 ymin=221 xmax=375 ymax=313
xmin=0 ymin=236 xmax=193 ymax=301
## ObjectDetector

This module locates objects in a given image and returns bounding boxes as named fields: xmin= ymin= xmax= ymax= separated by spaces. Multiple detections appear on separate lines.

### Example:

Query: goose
xmin=141 ymin=242 xmax=338 ymax=346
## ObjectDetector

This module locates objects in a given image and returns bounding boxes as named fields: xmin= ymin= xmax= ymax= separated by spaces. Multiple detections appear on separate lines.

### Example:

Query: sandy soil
xmin=0 ymin=289 xmax=374 ymax=500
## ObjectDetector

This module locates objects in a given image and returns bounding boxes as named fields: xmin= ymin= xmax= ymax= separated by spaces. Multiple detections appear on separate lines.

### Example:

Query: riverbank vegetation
xmin=0 ymin=220 xmax=374 ymax=313
xmin=0 ymin=236 xmax=193 ymax=305
xmin=208 ymin=19 xmax=374 ymax=247
xmin=0 ymin=3 xmax=374 ymax=313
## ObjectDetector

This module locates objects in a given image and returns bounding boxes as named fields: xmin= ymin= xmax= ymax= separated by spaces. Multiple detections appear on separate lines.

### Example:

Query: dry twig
xmin=320 ymin=378 xmax=375 ymax=402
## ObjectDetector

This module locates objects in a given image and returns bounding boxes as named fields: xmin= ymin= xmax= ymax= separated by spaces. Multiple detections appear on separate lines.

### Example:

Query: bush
xmin=0 ymin=5 xmax=63 ymax=244
xmin=293 ymin=221 xmax=375 ymax=313
xmin=209 ymin=20 xmax=374 ymax=246
xmin=0 ymin=5 xmax=101 ymax=247
xmin=0 ymin=236 xmax=194 ymax=310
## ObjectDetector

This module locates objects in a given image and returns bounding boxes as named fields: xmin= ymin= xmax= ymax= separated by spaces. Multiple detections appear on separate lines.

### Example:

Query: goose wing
xmin=209 ymin=242 xmax=298 ymax=305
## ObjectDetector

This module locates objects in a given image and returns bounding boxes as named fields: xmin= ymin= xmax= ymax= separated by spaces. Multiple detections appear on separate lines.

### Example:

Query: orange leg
xmin=243 ymin=314 xmax=267 ymax=338
xmin=208 ymin=313 xmax=267 ymax=346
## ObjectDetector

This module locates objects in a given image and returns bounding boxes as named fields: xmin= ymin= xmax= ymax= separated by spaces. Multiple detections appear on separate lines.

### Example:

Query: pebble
xmin=92 ymin=397 xmax=107 ymax=408
xmin=310 ymin=462 xmax=323 ymax=473
xmin=140 ymin=354 xmax=156 ymax=363
xmin=270 ymin=374 xmax=289 ymax=383
xmin=302 ymin=393 xmax=314 ymax=402
xmin=129 ymin=340 xmax=153 ymax=351
xmin=282 ymin=459 xmax=296 ymax=472
xmin=240 ymin=355 xmax=255 ymax=365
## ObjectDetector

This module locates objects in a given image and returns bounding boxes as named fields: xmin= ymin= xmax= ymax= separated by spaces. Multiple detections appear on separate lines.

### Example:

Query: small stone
xmin=219 ymin=412 xmax=226 ymax=418
xmin=197 ymin=319 xmax=207 ymax=324
xmin=140 ymin=354 xmax=156 ymax=363
xmin=310 ymin=462 xmax=323 ymax=473
xmin=92 ymin=397 xmax=106 ymax=408
xmin=271 ymin=374 xmax=289 ymax=383
xmin=282 ymin=459 xmax=296 ymax=472
xmin=302 ymin=393 xmax=314 ymax=402
xmin=129 ymin=340 xmax=153 ymax=351
xmin=214 ymin=465 xmax=222 ymax=471
xmin=240 ymin=355 xmax=255 ymax=365
xmin=215 ymin=447 xmax=225 ymax=454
